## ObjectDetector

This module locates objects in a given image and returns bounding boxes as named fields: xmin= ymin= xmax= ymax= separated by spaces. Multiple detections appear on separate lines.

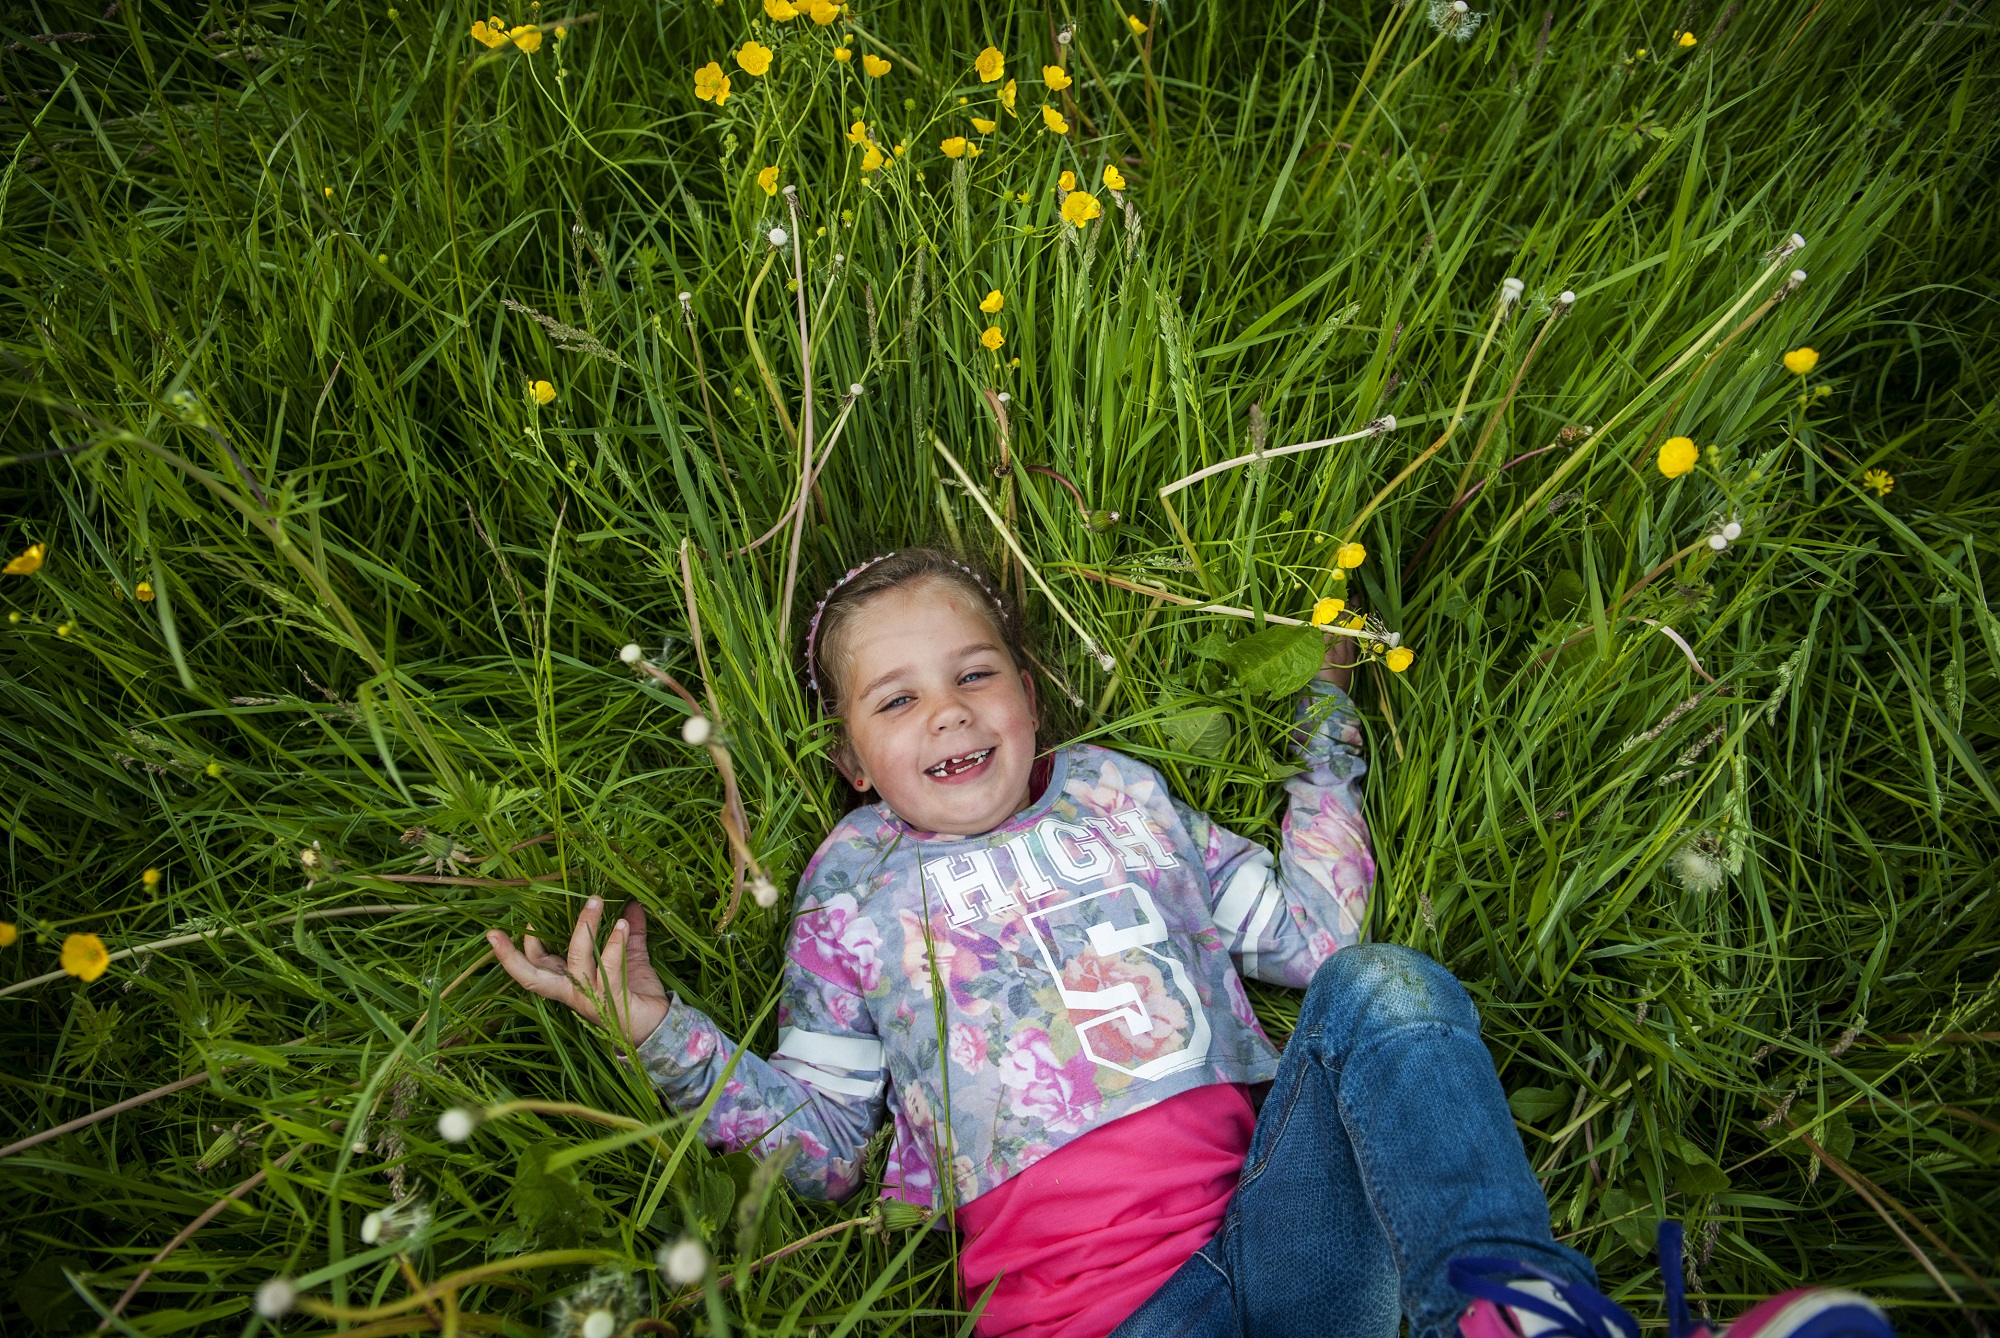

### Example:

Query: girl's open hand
xmin=486 ymin=898 xmax=671 ymax=1045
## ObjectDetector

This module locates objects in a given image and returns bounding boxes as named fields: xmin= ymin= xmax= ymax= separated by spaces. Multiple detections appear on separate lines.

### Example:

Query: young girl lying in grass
xmin=489 ymin=546 xmax=1891 ymax=1338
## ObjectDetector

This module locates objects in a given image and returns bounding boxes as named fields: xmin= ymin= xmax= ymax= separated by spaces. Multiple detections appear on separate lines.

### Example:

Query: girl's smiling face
xmin=830 ymin=581 xmax=1040 ymax=838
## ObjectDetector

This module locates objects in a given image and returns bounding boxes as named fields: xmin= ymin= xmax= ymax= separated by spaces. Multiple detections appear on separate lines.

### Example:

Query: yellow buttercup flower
xmin=5 ymin=543 xmax=45 ymax=576
xmin=758 ymin=165 xmax=781 ymax=194
xmin=980 ymin=289 xmax=1004 ymax=314
xmin=981 ymin=326 xmax=1006 ymax=351
xmin=807 ymin=0 xmax=839 ymax=23
xmin=975 ymin=46 xmax=1004 ymax=82
xmin=470 ymin=18 xmax=508 ymax=46
xmin=142 ymin=867 xmax=162 ymax=888
xmin=1059 ymin=189 xmax=1100 ymax=226
xmin=833 ymin=46 xmax=851 ymax=60
xmin=1042 ymin=104 xmax=1070 ymax=135
xmin=1861 ymin=468 xmax=1895 ymax=496
xmin=555 ymin=25 xmax=567 ymax=40
xmin=1783 ymin=347 xmax=1818 ymax=375
xmin=860 ymin=143 xmax=884 ymax=171
xmin=736 ymin=41 xmax=773 ymax=75
xmin=1677 ymin=30 xmax=1697 ymax=46
xmin=0 ymin=922 xmax=15 ymax=948
xmin=971 ymin=116 xmax=997 ymax=133
xmin=846 ymin=118 xmax=871 ymax=144
xmin=1126 ymin=13 xmax=1148 ymax=34
xmin=862 ymin=53 xmax=891 ymax=77
xmin=967 ymin=143 xmax=984 ymax=156
xmin=1336 ymin=541 xmax=1367 ymax=570
xmin=1058 ymin=170 xmax=1076 ymax=192
xmin=998 ymin=78 xmax=1017 ymax=113
xmin=1311 ymin=598 xmax=1345 ymax=626
xmin=530 ymin=380 xmax=556 ymax=405
xmin=941 ymin=136 xmax=969 ymax=158
xmin=135 ymin=581 xmax=155 ymax=602
xmin=508 ymin=24 xmax=542 ymax=52
xmin=892 ymin=141 xmax=908 ymax=157
xmin=1102 ymin=163 xmax=1126 ymax=191
xmin=1657 ymin=436 xmax=1699 ymax=479
xmin=1385 ymin=646 xmax=1414 ymax=673
xmin=694 ymin=61 xmax=731 ymax=103
xmin=1043 ymin=64 xmax=1072 ymax=91
xmin=764 ymin=0 xmax=797 ymax=18
xmin=62 ymin=932 xmax=110 ymax=983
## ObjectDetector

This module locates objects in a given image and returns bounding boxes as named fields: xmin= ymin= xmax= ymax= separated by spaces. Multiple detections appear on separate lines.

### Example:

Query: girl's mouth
xmin=925 ymin=746 xmax=995 ymax=783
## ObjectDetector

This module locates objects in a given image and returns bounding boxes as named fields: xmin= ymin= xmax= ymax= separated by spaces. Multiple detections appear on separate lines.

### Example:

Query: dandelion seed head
xmin=361 ymin=1210 xmax=385 ymax=1244
xmin=678 ymin=291 xmax=692 ymax=303
xmin=1501 ymin=276 xmax=1524 ymax=303
xmin=1558 ymin=290 xmax=1576 ymax=305
xmin=752 ymin=876 xmax=779 ymax=908
xmin=1790 ymin=269 xmax=1806 ymax=285
xmin=767 ymin=227 xmax=789 ymax=247
xmin=437 ymin=1108 xmax=476 ymax=1143
xmin=681 ymin=715 xmax=712 ymax=746
xmin=1722 ymin=521 xmax=1743 ymax=541
xmin=660 ymin=1236 xmax=709 ymax=1284
xmin=256 ymin=1279 xmax=298 ymax=1318
xmin=1670 ymin=831 xmax=1728 ymax=892
xmin=1708 ymin=534 xmax=1729 ymax=552
xmin=997 ymin=391 xmax=1011 ymax=403
xmin=582 ymin=1311 xmax=616 ymax=1338
xmin=619 ymin=643 xmax=643 ymax=664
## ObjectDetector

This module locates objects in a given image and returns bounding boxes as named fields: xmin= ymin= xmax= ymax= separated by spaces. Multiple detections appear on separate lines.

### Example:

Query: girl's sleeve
xmin=635 ymin=894 xmax=888 ymax=1202
xmin=1168 ymin=678 xmax=1375 ymax=988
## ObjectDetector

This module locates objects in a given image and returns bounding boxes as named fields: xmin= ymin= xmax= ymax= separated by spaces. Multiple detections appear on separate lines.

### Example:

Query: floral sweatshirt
xmin=636 ymin=678 xmax=1374 ymax=1210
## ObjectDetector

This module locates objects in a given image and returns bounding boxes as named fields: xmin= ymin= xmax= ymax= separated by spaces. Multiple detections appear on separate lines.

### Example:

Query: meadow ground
xmin=1 ymin=0 xmax=1996 ymax=1334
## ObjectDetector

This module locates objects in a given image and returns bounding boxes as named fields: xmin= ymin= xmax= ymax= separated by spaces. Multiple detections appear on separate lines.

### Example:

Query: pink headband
xmin=804 ymin=551 xmax=1011 ymax=709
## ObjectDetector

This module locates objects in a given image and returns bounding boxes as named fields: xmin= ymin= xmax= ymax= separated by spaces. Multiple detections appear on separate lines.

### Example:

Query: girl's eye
xmin=880 ymin=694 xmax=912 ymax=711
xmin=878 ymin=671 xmax=992 ymax=712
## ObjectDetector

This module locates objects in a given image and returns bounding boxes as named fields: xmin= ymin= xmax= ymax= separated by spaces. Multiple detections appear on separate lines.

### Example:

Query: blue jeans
xmin=1111 ymin=944 xmax=1597 ymax=1338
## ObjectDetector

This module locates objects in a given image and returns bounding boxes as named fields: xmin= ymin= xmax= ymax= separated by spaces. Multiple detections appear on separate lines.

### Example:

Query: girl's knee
xmin=1302 ymin=943 xmax=1476 ymax=1033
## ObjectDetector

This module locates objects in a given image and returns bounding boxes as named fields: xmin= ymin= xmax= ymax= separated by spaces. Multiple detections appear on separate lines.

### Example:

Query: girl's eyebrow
xmin=859 ymin=641 xmax=1003 ymax=699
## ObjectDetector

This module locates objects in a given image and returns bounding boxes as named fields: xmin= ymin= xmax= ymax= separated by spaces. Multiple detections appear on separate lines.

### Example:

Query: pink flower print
xmin=1308 ymin=929 xmax=1340 ymax=968
xmin=1067 ymin=757 xmax=1163 ymax=820
xmin=823 ymin=989 xmax=862 ymax=1029
xmin=884 ymin=1111 xmax=937 ymax=1206
xmin=1286 ymin=801 xmax=1376 ymax=899
xmin=791 ymin=892 xmax=884 ymax=993
xmin=948 ymin=1023 xmax=989 ymax=1075
xmin=1225 ymin=970 xmax=1270 ymax=1043
xmin=1008 ymin=1141 xmax=1055 ymax=1177
xmin=898 ymin=909 xmax=991 ymax=1013
xmin=713 ymin=1099 xmax=773 ymax=1150
xmin=1059 ymin=951 xmax=1189 ymax=1069
xmin=681 ymin=1029 xmax=718 ymax=1064
xmin=997 ymin=1027 xmax=1102 ymax=1133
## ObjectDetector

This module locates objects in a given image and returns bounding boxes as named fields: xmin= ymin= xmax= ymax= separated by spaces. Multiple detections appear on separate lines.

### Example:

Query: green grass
xmin=1 ymin=0 xmax=1996 ymax=1333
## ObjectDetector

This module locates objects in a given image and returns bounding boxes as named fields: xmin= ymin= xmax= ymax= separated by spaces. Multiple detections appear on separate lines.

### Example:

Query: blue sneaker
xmin=1451 ymin=1222 xmax=1893 ymax=1338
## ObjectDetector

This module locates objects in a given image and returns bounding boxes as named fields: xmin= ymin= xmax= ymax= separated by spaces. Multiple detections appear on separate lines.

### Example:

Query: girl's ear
xmin=1020 ymin=666 xmax=1039 ymax=732
xmin=831 ymin=737 xmax=872 ymax=793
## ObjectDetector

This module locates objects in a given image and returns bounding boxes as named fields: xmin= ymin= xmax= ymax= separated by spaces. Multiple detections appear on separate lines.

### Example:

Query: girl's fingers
xmin=565 ymin=898 xmax=604 ymax=989
xmin=620 ymin=901 xmax=649 ymax=955
xmin=487 ymin=930 xmax=566 ymax=1000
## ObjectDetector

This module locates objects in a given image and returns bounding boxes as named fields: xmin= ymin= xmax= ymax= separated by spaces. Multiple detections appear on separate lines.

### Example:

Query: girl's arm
xmin=488 ymin=900 xmax=887 ymax=1201
xmin=1169 ymin=645 xmax=1375 ymax=988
